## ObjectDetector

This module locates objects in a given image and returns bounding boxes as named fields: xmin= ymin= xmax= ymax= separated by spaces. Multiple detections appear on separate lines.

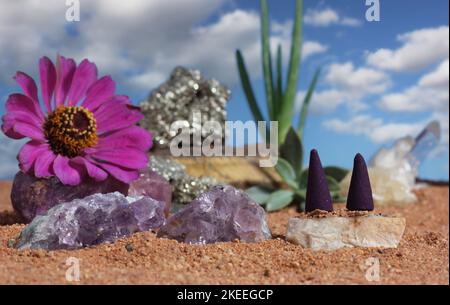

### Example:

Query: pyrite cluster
xmin=139 ymin=66 xmax=230 ymax=148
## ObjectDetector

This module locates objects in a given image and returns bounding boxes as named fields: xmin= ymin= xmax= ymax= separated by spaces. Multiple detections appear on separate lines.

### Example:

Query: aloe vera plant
xmin=236 ymin=0 xmax=348 ymax=211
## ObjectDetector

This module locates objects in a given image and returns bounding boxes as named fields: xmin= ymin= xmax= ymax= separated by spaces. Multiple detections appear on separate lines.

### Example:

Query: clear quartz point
xmin=341 ymin=121 xmax=441 ymax=205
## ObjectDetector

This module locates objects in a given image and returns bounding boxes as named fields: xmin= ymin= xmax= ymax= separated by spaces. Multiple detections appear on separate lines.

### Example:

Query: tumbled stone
xmin=11 ymin=171 xmax=128 ymax=222
xmin=286 ymin=214 xmax=406 ymax=250
xmin=16 ymin=192 xmax=166 ymax=250
xmin=157 ymin=185 xmax=271 ymax=244
xmin=128 ymin=169 xmax=172 ymax=216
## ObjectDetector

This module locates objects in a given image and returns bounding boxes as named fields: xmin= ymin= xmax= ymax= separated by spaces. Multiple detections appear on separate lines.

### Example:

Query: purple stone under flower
xmin=157 ymin=185 xmax=271 ymax=244
xmin=11 ymin=171 xmax=129 ymax=222
xmin=16 ymin=192 xmax=166 ymax=250
xmin=128 ymin=169 xmax=172 ymax=216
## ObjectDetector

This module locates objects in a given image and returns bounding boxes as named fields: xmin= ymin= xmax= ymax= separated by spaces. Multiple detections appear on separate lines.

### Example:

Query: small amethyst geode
xmin=16 ymin=192 xmax=166 ymax=250
xmin=157 ymin=185 xmax=272 ymax=244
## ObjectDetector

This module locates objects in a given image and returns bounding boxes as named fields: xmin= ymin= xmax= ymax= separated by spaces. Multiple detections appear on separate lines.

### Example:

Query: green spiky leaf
xmin=280 ymin=127 xmax=303 ymax=177
xmin=297 ymin=67 xmax=320 ymax=138
xmin=278 ymin=0 xmax=302 ymax=142
xmin=275 ymin=44 xmax=283 ymax=119
xmin=236 ymin=49 xmax=268 ymax=137
xmin=260 ymin=0 xmax=275 ymax=120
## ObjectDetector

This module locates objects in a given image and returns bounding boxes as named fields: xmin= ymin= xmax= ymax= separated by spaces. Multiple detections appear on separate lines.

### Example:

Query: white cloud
xmin=296 ymin=62 xmax=390 ymax=114
xmin=296 ymin=89 xmax=345 ymax=115
xmin=366 ymin=26 xmax=449 ymax=72
xmin=303 ymin=41 xmax=328 ymax=58
xmin=379 ymin=59 xmax=449 ymax=113
xmin=323 ymin=115 xmax=425 ymax=143
xmin=325 ymin=62 xmax=391 ymax=94
xmin=418 ymin=59 xmax=449 ymax=88
xmin=0 ymin=1 xmax=327 ymax=93
xmin=304 ymin=8 xmax=361 ymax=27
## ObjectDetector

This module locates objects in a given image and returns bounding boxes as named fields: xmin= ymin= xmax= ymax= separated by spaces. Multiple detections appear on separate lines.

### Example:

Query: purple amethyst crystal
xmin=157 ymin=185 xmax=271 ymax=244
xmin=305 ymin=149 xmax=333 ymax=212
xmin=16 ymin=192 xmax=166 ymax=250
xmin=128 ymin=169 xmax=172 ymax=216
xmin=11 ymin=171 xmax=129 ymax=222
xmin=346 ymin=153 xmax=374 ymax=211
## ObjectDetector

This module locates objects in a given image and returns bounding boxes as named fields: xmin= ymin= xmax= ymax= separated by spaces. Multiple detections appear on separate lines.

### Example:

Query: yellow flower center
xmin=43 ymin=106 xmax=97 ymax=158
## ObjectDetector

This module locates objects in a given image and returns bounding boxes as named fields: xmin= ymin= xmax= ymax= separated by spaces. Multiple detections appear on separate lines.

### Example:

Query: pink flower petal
xmin=5 ymin=94 xmax=44 ymax=127
xmin=55 ymin=55 xmax=76 ymax=108
xmin=92 ymin=95 xmax=130 ymax=116
xmin=82 ymin=76 xmax=116 ymax=111
xmin=67 ymin=59 xmax=98 ymax=106
xmin=95 ymin=102 xmax=144 ymax=134
xmin=92 ymin=161 xmax=139 ymax=183
xmin=90 ymin=148 xmax=148 ymax=169
xmin=39 ymin=56 xmax=56 ymax=113
xmin=53 ymin=155 xmax=82 ymax=185
xmin=14 ymin=72 xmax=39 ymax=104
xmin=34 ymin=149 xmax=56 ymax=178
xmin=17 ymin=141 xmax=49 ymax=173
xmin=14 ymin=122 xmax=45 ymax=141
xmin=97 ymin=126 xmax=153 ymax=151
xmin=71 ymin=156 xmax=108 ymax=181
xmin=2 ymin=114 xmax=25 ymax=139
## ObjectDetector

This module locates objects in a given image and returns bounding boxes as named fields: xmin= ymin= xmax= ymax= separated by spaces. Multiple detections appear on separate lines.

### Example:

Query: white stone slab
xmin=286 ymin=214 xmax=406 ymax=250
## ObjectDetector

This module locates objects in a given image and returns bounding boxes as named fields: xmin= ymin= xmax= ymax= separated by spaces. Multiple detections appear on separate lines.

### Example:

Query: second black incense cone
xmin=305 ymin=149 xmax=333 ymax=212
xmin=346 ymin=153 xmax=374 ymax=211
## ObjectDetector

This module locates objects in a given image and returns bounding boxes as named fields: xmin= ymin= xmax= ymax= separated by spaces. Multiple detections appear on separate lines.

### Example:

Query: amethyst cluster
xmin=16 ymin=192 xmax=166 ymax=250
xmin=158 ymin=185 xmax=272 ymax=244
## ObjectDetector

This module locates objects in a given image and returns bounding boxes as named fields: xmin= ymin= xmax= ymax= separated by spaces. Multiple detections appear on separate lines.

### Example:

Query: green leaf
xmin=275 ymin=44 xmax=283 ymax=119
xmin=326 ymin=175 xmax=341 ymax=192
xmin=236 ymin=50 xmax=268 ymax=137
xmin=260 ymin=0 xmax=275 ymax=120
xmin=331 ymin=191 xmax=346 ymax=203
xmin=293 ymin=188 xmax=306 ymax=200
xmin=324 ymin=166 xmax=349 ymax=182
xmin=298 ymin=168 xmax=308 ymax=189
xmin=297 ymin=67 xmax=320 ymax=138
xmin=266 ymin=190 xmax=294 ymax=212
xmin=280 ymin=127 xmax=303 ymax=177
xmin=246 ymin=186 xmax=272 ymax=204
xmin=278 ymin=0 xmax=303 ymax=142
xmin=275 ymin=158 xmax=298 ymax=189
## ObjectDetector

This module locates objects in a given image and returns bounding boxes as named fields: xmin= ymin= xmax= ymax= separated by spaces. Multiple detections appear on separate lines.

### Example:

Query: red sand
xmin=0 ymin=182 xmax=448 ymax=284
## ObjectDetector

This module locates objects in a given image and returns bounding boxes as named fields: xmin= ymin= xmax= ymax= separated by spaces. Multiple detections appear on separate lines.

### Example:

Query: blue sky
xmin=0 ymin=0 xmax=448 ymax=180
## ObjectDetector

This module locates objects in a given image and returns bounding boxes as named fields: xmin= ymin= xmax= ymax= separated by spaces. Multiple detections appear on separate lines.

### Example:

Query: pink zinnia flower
xmin=1 ymin=55 xmax=152 ymax=185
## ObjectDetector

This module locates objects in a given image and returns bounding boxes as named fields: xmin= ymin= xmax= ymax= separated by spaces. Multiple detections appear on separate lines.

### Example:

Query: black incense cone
xmin=346 ymin=153 xmax=374 ymax=211
xmin=305 ymin=149 xmax=333 ymax=212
